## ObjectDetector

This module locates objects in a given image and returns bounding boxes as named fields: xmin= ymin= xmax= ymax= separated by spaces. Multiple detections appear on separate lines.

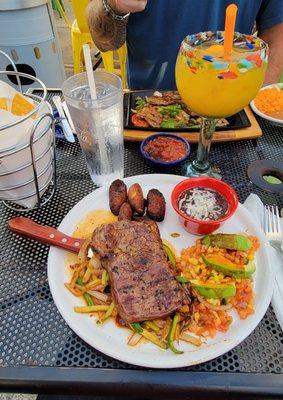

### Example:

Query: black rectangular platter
xmin=124 ymin=90 xmax=251 ymax=132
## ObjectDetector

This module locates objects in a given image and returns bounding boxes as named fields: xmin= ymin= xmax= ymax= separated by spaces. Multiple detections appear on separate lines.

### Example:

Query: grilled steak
xmin=136 ymin=106 xmax=163 ymax=128
xmin=91 ymin=220 xmax=188 ymax=323
xmin=147 ymin=91 xmax=183 ymax=106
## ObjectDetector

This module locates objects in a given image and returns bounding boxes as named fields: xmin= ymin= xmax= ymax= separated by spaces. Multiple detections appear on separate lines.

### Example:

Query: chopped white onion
xmin=180 ymin=332 xmax=202 ymax=347
xmin=86 ymin=290 xmax=109 ymax=302
xmin=128 ymin=332 xmax=142 ymax=346
xmin=78 ymin=240 xmax=91 ymax=262
xmin=89 ymin=255 xmax=101 ymax=269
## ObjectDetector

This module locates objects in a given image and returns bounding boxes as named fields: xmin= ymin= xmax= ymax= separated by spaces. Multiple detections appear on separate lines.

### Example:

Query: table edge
xmin=0 ymin=367 xmax=282 ymax=398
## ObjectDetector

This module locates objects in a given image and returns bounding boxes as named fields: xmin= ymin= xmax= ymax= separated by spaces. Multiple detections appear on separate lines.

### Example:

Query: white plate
xmin=250 ymin=83 xmax=283 ymax=127
xmin=48 ymin=174 xmax=274 ymax=369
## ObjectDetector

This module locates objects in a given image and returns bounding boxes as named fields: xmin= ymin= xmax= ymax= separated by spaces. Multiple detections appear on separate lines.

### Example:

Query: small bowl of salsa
xmin=140 ymin=133 xmax=190 ymax=167
xmin=171 ymin=177 xmax=238 ymax=235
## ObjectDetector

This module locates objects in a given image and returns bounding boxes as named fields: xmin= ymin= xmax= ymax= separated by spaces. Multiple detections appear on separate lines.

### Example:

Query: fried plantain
xmin=128 ymin=183 xmax=145 ymax=215
xmin=109 ymin=179 xmax=127 ymax=216
xmin=147 ymin=189 xmax=166 ymax=222
xmin=118 ymin=202 xmax=133 ymax=221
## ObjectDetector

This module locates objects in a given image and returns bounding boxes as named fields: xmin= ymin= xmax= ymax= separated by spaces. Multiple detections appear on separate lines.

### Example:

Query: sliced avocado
xmin=202 ymin=234 xmax=252 ymax=251
xmin=191 ymin=280 xmax=236 ymax=299
xmin=202 ymin=254 xmax=256 ymax=278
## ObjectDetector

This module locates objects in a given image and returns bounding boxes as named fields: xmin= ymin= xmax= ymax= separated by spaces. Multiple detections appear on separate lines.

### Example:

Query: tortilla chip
xmin=11 ymin=93 xmax=35 ymax=116
xmin=0 ymin=97 xmax=8 ymax=111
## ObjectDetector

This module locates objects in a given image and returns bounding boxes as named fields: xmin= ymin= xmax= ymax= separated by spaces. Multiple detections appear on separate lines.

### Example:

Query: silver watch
xmin=102 ymin=0 xmax=130 ymax=20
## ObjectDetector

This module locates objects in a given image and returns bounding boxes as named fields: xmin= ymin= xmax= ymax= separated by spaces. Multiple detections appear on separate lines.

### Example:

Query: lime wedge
xmin=263 ymin=175 xmax=282 ymax=185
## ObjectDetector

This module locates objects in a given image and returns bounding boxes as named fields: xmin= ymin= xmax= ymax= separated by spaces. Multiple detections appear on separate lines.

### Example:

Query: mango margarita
xmin=175 ymin=33 xmax=268 ymax=118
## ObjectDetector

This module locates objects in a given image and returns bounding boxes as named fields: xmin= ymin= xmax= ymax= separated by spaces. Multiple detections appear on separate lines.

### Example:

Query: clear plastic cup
xmin=62 ymin=71 xmax=124 ymax=186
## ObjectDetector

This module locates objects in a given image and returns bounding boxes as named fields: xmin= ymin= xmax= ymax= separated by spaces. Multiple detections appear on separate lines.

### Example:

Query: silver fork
xmin=264 ymin=205 xmax=283 ymax=253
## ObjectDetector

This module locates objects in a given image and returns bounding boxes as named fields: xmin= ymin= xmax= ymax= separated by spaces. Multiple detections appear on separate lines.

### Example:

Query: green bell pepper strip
xmin=144 ymin=321 xmax=160 ymax=333
xmin=163 ymin=242 xmax=176 ymax=271
xmin=83 ymin=293 xmax=95 ymax=307
xmin=102 ymin=270 xmax=109 ymax=286
xmin=176 ymin=276 xmax=190 ymax=284
xmin=167 ymin=315 xmax=184 ymax=354
xmin=131 ymin=322 xmax=143 ymax=334
xmin=76 ymin=276 xmax=84 ymax=286
xmin=158 ymin=104 xmax=182 ymax=116
xmin=76 ymin=277 xmax=94 ymax=306
xmin=131 ymin=323 xmax=167 ymax=349
xmin=102 ymin=302 xmax=115 ymax=321
xmin=188 ymin=125 xmax=200 ymax=129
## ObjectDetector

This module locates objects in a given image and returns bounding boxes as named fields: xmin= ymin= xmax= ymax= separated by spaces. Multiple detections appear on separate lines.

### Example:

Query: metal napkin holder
xmin=0 ymin=50 xmax=56 ymax=212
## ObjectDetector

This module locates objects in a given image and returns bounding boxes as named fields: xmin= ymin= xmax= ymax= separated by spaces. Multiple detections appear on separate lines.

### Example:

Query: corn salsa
xmin=176 ymin=235 xmax=259 ymax=338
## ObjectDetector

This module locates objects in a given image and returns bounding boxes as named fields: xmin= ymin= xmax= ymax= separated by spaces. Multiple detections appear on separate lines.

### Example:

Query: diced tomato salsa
xmin=144 ymin=136 xmax=187 ymax=162
xmin=230 ymin=279 xmax=254 ymax=319
xmin=189 ymin=303 xmax=232 ymax=337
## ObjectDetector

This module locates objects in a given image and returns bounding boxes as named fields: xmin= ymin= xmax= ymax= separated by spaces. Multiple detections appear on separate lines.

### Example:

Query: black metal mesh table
xmin=1 ymin=94 xmax=283 ymax=398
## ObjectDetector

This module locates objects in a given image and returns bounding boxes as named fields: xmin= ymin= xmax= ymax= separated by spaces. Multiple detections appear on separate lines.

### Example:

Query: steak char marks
xmin=91 ymin=220 xmax=188 ymax=323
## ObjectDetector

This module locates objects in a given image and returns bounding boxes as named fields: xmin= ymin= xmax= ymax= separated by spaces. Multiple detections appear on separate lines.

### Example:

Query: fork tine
xmin=271 ymin=205 xmax=276 ymax=233
xmin=272 ymin=205 xmax=277 ymax=233
xmin=263 ymin=205 xmax=268 ymax=233
xmin=275 ymin=205 xmax=281 ymax=234
xmin=263 ymin=204 xmax=282 ymax=245
xmin=268 ymin=206 xmax=273 ymax=233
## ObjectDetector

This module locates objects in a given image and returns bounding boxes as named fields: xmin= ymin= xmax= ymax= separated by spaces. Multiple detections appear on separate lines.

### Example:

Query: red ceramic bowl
xmin=171 ymin=177 xmax=239 ymax=235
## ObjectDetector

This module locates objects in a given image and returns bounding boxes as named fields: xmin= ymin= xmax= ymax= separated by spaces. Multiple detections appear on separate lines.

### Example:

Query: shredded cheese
xmin=254 ymin=87 xmax=283 ymax=114
xmin=179 ymin=188 xmax=228 ymax=221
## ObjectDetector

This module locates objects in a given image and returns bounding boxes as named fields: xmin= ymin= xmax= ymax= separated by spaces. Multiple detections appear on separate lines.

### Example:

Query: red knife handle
xmin=8 ymin=217 xmax=84 ymax=253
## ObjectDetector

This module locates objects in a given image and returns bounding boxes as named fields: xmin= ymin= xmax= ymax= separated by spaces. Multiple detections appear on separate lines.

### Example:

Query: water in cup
xmin=62 ymin=72 xmax=124 ymax=187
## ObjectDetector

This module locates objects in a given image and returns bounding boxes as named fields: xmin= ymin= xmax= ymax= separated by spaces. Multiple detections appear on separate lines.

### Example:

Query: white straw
xmin=83 ymin=44 xmax=97 ymax=100
xmin=82 ymin=44 xmax=108 ymax=181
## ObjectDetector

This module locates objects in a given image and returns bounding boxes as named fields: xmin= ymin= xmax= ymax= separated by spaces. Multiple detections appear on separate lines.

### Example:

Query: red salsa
xmin=144 ymin=136 xmax=187 ymax=162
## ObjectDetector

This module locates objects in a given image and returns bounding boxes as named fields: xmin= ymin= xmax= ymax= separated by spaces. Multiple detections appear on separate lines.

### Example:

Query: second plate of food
xmin=48 ymin=174 xmax=273 ymax=369
xmin=124 ymin=90 xmax=251 ymax=131
xmin=250 ymin=83 xmax=283 ymax=127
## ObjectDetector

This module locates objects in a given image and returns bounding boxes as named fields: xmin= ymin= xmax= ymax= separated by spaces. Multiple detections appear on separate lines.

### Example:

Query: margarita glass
xmin=175 ymin=31 xmax=268 ymax=178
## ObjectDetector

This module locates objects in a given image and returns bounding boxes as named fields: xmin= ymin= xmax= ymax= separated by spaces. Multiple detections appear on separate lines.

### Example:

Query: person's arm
xmin=86 ymin=0 xmax=147 ymax=52
xmin=258 ymin=22 xmax=283 ymax=84
xmin=256 ymin=0 xmax=283 ymax=84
